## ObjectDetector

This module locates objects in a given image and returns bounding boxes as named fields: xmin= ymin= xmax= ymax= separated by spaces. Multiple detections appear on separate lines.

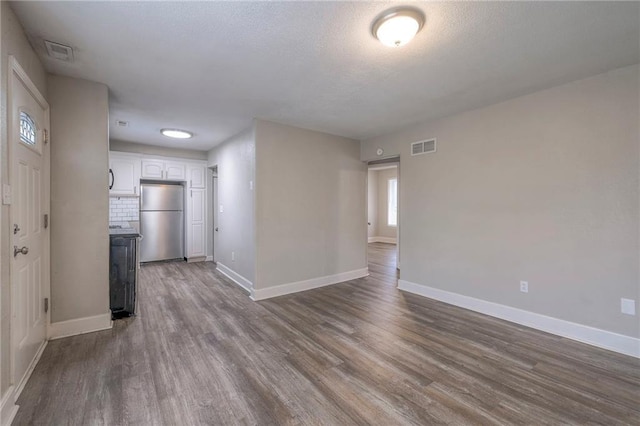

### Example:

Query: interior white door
xmin=9 ymin=57 xmax=49 ymax=387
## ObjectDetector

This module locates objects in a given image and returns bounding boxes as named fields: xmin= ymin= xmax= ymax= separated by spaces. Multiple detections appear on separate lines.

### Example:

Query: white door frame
xmin=211 ymin=166 xmax=218 ymax=263
xmin=3 ymin=56 xmax=50 ymax=422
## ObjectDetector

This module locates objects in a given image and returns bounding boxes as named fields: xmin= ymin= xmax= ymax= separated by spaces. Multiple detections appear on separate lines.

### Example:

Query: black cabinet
xmin=109 ymin=235 xmax=137 ymax=319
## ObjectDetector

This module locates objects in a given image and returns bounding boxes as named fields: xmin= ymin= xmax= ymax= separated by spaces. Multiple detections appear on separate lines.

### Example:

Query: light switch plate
xmin=2 ymin=184 xmax=11 ymax=205
xmin=621 ymin=298 xmax=636 ymax=315
xmin=219 ymin=205 xmax=224 ymax=213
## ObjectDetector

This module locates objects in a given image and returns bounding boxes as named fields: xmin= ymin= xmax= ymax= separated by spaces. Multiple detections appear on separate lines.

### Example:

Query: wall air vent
xmin=410 ymin=138 xmax=436 ymax=156
xmin=44 ymin=40 xmax=74 ymax=62
xmin=115 ymin=120 xmax=129 ymax=127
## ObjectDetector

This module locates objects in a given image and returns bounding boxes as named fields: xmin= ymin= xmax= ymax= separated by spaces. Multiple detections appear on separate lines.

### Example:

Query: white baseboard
xmin=252 ymin=268 xmax=369 ymax=301
xmin=1 ymin=340 xmax=48 ymax=426
xmin=368 ymin=236 xmax=397 ymax=244
xmin=186 ymin=256 xmax=207 ymax=263
xmin=217 ymin=262 xmax=253 ymax=293
xmin=205 ymin=255 xmax=213 ymax=261
xmin=398 ymin=280 xmax=640 ymax=358
xmin=0 ymin=386 xmax=19 ymax=426
xmin=48 ymin=313 xmax=113 ymax=340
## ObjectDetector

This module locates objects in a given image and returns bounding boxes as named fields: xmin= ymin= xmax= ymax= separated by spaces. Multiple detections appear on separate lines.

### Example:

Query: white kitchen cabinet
xmin=187 ymin=164 xmax=206 ymax=188
xmin=141 ymin=158 xmax=186 ymax=181
xmin=140 ymin=159 xmax=164 ymax=179
xmin=165 ymin=161 xmax=186 ymax=181
xmin=186 ymin=188 xmax=206 ymax=258
xmin=109 ymin=152 xmax=141 ymax=196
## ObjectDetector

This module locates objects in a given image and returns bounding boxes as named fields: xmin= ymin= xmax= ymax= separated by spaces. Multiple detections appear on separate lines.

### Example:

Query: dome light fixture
xmin=161 ymin=128 xmax=193 ymax=139
xmin=372 ymin=8 xmax=425 ymax=47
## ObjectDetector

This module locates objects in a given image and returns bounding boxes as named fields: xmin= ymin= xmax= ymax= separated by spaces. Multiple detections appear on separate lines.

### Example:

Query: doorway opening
xmin=367 ymin=158 xmax=399 ymax=275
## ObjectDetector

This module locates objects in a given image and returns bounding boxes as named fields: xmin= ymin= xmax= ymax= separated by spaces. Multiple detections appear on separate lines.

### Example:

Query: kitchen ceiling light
xmin=161 ymin=129 xmax=193 ymax=139
xmin=372 ymin=8 xmax=425 ymax=47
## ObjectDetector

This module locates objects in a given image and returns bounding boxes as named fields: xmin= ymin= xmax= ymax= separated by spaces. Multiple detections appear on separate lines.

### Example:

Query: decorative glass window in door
xmin=20 ymin=111 xmax=36 ymax=146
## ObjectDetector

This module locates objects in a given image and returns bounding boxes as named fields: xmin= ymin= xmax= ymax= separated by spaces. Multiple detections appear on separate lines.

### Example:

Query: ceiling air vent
xmin=411 ymin=138 xmax=436 ymax=156
xmin=44 ymin=40 xmax=74 ymax=62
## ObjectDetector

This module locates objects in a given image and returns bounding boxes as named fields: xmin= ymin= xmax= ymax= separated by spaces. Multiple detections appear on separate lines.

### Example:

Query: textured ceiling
xmin=11 ymin=1 xmax=640 ymax=151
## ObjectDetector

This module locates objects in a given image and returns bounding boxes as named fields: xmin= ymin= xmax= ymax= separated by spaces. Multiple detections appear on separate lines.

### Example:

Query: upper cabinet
xmin=140 ymin=159 xmax=164 ymax=179
xmin=109 ymin=152 xmax=141 ymax=196
xmin=111 ymin=151 xmax=207 ymax=190
xmin=141 ymin=158 xmax=186 ymax=181
xmin=188 ymin=164 xmax=206 ymax=188
xmin=165 ymin=161 xmax=187 ymax=181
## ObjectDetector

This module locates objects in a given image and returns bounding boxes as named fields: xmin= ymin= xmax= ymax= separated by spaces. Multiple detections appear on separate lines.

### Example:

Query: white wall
xmin=0 ymin=1 xmax=47 ymax=397
xmin=361 ymin=65 xmax=639 ymax=338
xmin=207 ymin=124 xmax=256 ymax=286
xmin=48 ymin=75 xmax=110 ymax=323
xmin=255 ymin=119 xmax=367 ymax=290
xmin=110 ymin=139 xmax=208 ymax=161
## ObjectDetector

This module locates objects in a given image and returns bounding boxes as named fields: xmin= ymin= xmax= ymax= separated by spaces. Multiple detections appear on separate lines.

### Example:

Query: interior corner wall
xmin=0 ymin=0 xmax=47 ymax=398
xmin=207 ymin=124 xmax=256 ymax=286
xmin=361 ymin=64 xmax=640 ymax=338
xmin=48 ymin=75 xmax=110 ymax=323
xmin=255 ymin=119 xmax=367 ymax=289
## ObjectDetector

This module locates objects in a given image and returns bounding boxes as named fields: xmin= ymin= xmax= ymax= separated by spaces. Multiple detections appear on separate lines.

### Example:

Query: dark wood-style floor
xmin=14 ymin=243 xmax=640 ymax=425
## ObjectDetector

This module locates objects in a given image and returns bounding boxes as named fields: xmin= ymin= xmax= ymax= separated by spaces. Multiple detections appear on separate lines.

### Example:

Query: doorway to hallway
xmin=367 ymin=159 xmax=399 ymax=271
xmin=367 ymin=242 xmax=398 ymax=283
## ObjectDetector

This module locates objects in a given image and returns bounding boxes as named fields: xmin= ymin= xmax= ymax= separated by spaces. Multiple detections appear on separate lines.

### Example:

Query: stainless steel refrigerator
xmin=140 ymin=183 xmax=184 ymax=262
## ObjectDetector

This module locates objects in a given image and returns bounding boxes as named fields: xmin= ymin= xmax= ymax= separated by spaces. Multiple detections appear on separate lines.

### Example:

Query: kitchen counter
xmin=109 ymin=221 xmax=140 ymax=237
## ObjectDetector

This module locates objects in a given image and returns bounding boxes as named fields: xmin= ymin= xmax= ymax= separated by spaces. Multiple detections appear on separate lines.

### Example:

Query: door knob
xmin=14 ymin=246 xmax=28 ymax=257
xmin=215 ymin=227 xmax=219 ymax=232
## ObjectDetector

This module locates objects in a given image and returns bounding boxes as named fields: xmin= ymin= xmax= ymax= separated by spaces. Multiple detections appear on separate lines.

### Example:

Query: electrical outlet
xmin=621 ymin=298 xmax=636 ymax=316
xmin=231 ymin=251 xmax=235 ymax=262
xmin=249 ymin=180 xmax=254 ymax=190
xmin=520 ymin=281 xmax=528 ymax=293
xmin=219 ymin=205 xmax=224 ymax=213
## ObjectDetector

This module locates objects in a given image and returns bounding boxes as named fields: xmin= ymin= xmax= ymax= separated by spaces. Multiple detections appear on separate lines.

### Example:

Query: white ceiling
xmin=11 ymin=1 xmax=640 ymax=152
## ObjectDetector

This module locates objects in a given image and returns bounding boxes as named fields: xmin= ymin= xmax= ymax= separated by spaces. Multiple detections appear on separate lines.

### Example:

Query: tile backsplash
xmin=109 ymin=196 xmax=139 ymax=222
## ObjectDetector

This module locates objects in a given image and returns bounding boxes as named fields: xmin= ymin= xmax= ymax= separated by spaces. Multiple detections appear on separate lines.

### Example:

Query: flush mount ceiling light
xmin=372 ymin=8 xmax=425 ymax=47
xmin=161 ymin=129 xmax=193 ymax=139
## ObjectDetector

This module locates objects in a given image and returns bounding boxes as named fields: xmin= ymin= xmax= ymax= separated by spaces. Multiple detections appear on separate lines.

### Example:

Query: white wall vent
xmin=410 ymin=138 xmax=436 ymax=156
xmin=115 ymin=120 xmax=129 ymax=127
xmin=44 ymin=40 xmax=74 ymax=62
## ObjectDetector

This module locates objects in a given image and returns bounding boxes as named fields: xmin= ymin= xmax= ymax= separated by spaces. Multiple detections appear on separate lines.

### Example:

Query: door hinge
xmin=43 ymin=129 xmax=49 ymax=144
xmin=44 ymin=214 xmax=49 ymax=229
xmin=44 ymin=297 xmax=49 ymax=313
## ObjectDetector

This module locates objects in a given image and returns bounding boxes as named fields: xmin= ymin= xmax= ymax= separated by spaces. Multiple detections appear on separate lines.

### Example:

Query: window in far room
xmin=388 ymin=178 xmax=397 ymax=226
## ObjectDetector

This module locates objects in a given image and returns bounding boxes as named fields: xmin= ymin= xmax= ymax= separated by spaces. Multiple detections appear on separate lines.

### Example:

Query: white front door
xmin=9 ymin=57 xmax=50 ymax=387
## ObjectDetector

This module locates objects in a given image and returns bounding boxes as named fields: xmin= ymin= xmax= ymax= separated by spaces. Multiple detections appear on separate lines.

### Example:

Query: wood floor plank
xmin=12 ymin=243 xmax=640 ymax=425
